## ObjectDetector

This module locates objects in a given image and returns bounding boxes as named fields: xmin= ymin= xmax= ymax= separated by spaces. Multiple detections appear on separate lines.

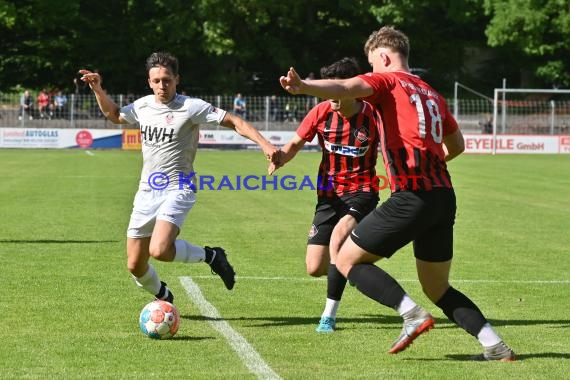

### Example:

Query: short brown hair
xmin=364 ymin=26 xmax=410 ymax=59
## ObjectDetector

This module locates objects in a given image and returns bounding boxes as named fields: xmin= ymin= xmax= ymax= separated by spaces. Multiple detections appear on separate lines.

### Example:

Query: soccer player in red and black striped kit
xmin=269 ymin=57 xmax=381 ymax=333
xmin=280 ymin=26 xmax=515 ymax=361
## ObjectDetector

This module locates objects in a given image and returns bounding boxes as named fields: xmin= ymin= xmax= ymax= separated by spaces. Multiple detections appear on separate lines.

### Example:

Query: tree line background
xmin=1 ymin=0 xmax=568 ymax=97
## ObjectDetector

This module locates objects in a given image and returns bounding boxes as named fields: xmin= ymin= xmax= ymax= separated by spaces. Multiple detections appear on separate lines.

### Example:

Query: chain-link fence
xmin=0 ymin=93 xmax=320 ymax=132
xmin=2 ymin=92 xmax=570 ymax=135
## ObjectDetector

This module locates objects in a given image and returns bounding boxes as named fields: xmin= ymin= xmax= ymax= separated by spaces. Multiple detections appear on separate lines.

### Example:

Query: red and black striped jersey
xmin=359 ymin=71 xmax=459 ymax=192
xmin=296 ymin=100 xmax=381 ymax=198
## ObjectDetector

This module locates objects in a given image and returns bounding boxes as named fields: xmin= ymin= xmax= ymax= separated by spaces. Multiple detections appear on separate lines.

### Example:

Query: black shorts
xmin=351 ymin=188 xmax=456 ymax=262
xmin=308 ymin=192 xmax=379 ymax=246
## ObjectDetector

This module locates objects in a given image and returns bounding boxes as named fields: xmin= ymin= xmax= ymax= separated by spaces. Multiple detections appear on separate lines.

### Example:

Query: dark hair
xmin=145 ymin=52 xmax=179 ymax=76
xmin=319 ymin=57 xmax=361 ymax=79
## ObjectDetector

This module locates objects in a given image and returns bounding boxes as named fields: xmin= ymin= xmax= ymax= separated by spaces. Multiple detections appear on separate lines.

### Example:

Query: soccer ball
xmin=139 ymin=300 xmax=180 ymax=339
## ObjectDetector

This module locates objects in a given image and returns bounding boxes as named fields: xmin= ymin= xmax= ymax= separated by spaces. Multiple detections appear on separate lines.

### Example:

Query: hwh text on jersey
xmin=140 ymin=125 xmax=175 ymax=143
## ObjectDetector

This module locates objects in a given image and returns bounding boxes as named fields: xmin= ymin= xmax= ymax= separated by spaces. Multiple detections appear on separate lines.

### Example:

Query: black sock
xmin=155 ymin=282 xmax=169 ymax=300
xmin=327 ymin=263 xmax=347 ymax=301
xmin=347 ymin=263 xmax=405 ymax=309
xmin=204 ymin=246 xmax=214 ymax=263
xmin=435 ymin=286 xmax=488 ymax=337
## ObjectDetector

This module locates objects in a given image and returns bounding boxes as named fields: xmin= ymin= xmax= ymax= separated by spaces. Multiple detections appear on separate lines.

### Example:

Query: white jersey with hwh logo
xmin=120 ymin=94 xmax=226 ymax=190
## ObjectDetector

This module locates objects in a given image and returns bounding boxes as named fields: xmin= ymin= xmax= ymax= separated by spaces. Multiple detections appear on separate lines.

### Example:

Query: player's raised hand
xmin=78 ymin=69 xmax=102 ymax=91
xmin=279 ymin=67 xmax=303 ymax=95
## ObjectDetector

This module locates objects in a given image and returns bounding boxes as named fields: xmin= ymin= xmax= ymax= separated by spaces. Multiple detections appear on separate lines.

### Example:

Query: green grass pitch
xmin=0 ymin=149 xmax=568 ymax=379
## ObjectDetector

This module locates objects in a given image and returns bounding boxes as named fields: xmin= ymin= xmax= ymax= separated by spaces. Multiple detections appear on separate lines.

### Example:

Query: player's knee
xmin=148 ymin=242 xmax=169 ymax=260
xmin=307 ymin=268 xmax=324 ymax=277
xmin=126 ymin=258 xmax=144 ymax=276
xmin=306 ymin=263 xmax=326 ymax=277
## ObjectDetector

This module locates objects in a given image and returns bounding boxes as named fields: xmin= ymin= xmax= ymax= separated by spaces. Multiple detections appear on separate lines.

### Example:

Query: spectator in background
xmin=233 ymin=93 xmax=247 ymax=119
xmin=480 ymin=114 xmax=493 ymax=134
xmin=53 ymin=91 xmax=68 ymax=119
xmin=124 ymin=92 xmax=136 ymax=106
xmin=270 ymin=95 xmax=281 ymax=121
xmin=37 ymin=89 xmax=51 ymax=119
xmin=284 ymin=98 xmax=298 ymax=122
xmin=19 ymin=90 xmax=34 ymax=120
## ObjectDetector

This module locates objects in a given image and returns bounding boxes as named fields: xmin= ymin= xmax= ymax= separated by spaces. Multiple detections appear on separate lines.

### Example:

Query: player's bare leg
xmin=306 ymin=244 xmax=329 ymax=277
xmin=127 ymin=236 xmax=173 ymax=303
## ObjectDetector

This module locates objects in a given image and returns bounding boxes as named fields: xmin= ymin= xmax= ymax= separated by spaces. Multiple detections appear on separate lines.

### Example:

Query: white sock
xmin=173 ymin=240 xmax=206 ymax=263
xmin=477 ymin=323 xmax=502 ymax=347
xmin=396 ymin=294 xmax=417 ymax=316
xmin=132 ymin=265 xmax=161 ymax=295
xmin=321 ymin=298 xmax=340 ymax=319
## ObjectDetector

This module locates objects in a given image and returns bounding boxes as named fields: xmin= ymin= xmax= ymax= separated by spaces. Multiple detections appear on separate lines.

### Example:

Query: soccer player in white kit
xmin=79 ymin=52 xmax=279 ymax=303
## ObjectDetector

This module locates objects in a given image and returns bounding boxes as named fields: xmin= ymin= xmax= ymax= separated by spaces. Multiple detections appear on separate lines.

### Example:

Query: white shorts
xmin=127 ymin=188 xmax=197 ymax=238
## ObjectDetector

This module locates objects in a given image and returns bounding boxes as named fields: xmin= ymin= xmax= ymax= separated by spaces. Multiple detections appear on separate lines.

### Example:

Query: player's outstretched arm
xmin=280 ymin=67 xmax=373 ymax=100
xmin=79 ymin=69 xmax=126 ymax=124
xmin=221 ymin=112 xmax=279 ymax=163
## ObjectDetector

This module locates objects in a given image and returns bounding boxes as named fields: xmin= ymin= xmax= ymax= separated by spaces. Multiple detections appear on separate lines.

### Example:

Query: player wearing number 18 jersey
xmin=358 ymin=71 xmax=455 ymax=192
xmin=279 ymin=26 xmax=515 ymax=360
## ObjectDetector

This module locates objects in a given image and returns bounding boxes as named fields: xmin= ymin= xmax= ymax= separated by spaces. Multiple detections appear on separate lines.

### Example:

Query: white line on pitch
xmin=186 ymin=275 xmax=570 ymax=284
xmin=85 ymin=150 xmax=95 ymax=156
xmin=180 ymin=276 xmax=281 ymax=380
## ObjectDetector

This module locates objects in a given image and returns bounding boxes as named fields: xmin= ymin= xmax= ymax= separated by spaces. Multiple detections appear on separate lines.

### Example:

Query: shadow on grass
xmin=180 ymin=314 xmax=570 ymax=330
xmin=427 ymin=318 xmax=570 ymax=329
xmin=179 ymin=313 xmax=570 ymax=360
xmin=443 ymin=352 xmax=570 ymax=361
xmin=487 ymin=318 xmax=570 ymax=328
xmin=180 ymin=313 xmax=403 ymax=328
xmin=0 ymin=239 xmax=119 ymax=243
xmin=170 ymin=335 xmax=216 ymax=342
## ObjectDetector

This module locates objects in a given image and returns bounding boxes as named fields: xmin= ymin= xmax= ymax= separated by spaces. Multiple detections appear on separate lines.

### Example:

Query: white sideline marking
xmin=180 ymin=276 xmax=281 ymax=380
xmin=186 ymin=275 xmax=570 ymax=284
xmin=85 ymin=150 xmax=95 ymax=156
